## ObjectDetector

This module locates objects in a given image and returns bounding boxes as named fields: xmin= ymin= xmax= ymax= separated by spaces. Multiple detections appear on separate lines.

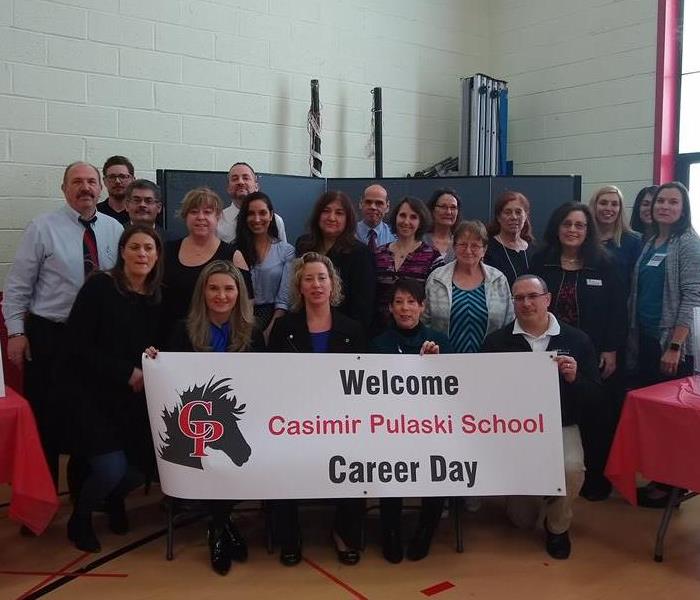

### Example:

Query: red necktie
xmin=79 ymin=216 xmax=99 ymax=277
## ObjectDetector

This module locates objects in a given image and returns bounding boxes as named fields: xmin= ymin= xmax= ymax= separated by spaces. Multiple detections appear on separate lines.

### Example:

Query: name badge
xmin=586 ymin=278 xmax=602 ymax=286
xmin=646 ymin=253 xmax=666 ymax=267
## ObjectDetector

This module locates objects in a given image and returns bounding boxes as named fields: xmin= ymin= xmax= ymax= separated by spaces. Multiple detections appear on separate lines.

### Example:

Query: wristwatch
xmin=668 ymin=341 xmax=681 ymax=352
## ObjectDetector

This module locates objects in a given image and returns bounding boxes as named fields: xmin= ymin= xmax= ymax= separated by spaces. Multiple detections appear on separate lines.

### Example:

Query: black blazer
xmin=267 ymin=308 xmax=366 ymax=353
xmin=481 ymin=320 xmax=601 ymax=427
xmin=530 ymin=249 xmax=627 ymax=354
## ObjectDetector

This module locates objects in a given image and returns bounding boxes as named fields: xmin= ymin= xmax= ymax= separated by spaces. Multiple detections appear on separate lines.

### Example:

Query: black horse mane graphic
xmin=159 ymin=376 xmax=252 ymax=470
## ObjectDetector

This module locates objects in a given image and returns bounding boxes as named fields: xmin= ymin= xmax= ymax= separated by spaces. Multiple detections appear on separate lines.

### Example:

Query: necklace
xmin=498 ymin=237 xmax=529 ymax=281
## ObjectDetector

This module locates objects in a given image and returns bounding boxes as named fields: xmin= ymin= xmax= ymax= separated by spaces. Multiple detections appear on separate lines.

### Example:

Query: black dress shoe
xmin=225 ymin=521 xmax=248 ymax=563
xmin=580 ymin=479 xmax=612 ymax=502
xmin=406 ymin=525 xmax=435 ymax=561
xmin=544 ymin=520 xmax=570 ymax=560
xmin=636 ymin=486 xmax=683 ymax=509
xmin=107 ymin=497 xmax=129 ymax=535
xmin=332 ymin=531 xmax=360 ymax=566
xmin=382 ymin=528 xmax=404 ymax=564
xmin=279 ymin=542 xmax=302 ymax=566
xmin=67 ymin=512 xmax=101 ymax=553
xmin=207 ymin=525 xmax=232 ymax=575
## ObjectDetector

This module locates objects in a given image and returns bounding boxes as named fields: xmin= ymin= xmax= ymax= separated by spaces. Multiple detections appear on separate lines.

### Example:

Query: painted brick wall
xmin=0 ymin=0 xmax=490 ymax=282
xmin=1 ymin=0 xmax=660 ymax=283
xmin=490 ymin=0 xmax=658 ymax=209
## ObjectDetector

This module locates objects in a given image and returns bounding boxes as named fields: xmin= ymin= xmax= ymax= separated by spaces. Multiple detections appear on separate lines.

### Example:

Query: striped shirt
xmin=374 ymin=241 xmax=444 ymax=329
xmin=449 ymin=282 xmax=488 ymax=354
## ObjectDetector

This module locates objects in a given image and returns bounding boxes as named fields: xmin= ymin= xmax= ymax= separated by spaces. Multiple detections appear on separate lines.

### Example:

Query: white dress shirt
xmin=2 ymin=204 xmax=123 ymax=334
xmin=512 ymin=312 xmax=561 ymax=352
xmin=217 ymin=202 xmax=287 ymax=244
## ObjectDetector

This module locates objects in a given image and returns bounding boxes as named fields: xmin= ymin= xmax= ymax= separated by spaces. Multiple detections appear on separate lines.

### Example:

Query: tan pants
xmin=505 ymin=425 xmax=585 ymax=535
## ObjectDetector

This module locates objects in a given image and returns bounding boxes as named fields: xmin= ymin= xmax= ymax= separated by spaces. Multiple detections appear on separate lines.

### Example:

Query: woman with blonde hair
xmin=162 ymin=187 xmax=250 ymax=333
xmin=146 ymin=260 xmax=263 ymax=575
xmin=268 ymin=252 xmax=366 ymax=567
xmin=589 ymin=185 xmax=642 ymax=290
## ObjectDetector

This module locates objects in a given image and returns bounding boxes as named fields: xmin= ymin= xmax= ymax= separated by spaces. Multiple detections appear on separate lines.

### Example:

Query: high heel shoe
xmin=332 ymin=531 xmax=360 ymax=566
xmin=67 ymin=511 xmax=101 ymax=553
xmin=225 ymin=521 xmax=248 ymax=563
xmin=207 ymin=524 xmax=232 ymax=575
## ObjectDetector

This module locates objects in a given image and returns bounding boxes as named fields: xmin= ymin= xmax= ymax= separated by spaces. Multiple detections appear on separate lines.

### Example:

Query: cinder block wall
xmin=0 ymin=0 xmax=491 ymax=282
xmin=490 ymin=0 xmax=658 ymax=208
xmin=0 ymin=0 xmax=659 ymax=283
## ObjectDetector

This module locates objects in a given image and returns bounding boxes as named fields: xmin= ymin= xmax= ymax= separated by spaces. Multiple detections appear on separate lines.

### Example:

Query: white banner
xmin=143 ymin=352 xmax=565 ymax=500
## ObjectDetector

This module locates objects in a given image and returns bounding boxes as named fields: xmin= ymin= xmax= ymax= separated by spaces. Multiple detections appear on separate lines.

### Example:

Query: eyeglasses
xmin=128 ymin=196 xmax=159 ymax=206
xmin=105 ymin=174 xmax=132 ymax=182
xmin=561 ymin=220 xmax=587 ymax=231
xmin=454 ymin=242 xmax=483 ymax=251
xmin=435 ymin=204 xmax=458 ymax=212
xmin=512 ymin=292 xmax=548 ymax=303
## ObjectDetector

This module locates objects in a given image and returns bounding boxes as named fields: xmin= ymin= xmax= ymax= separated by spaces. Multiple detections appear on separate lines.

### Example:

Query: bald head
xmin=63 ymin=161 xmax=101 ymax=185
xmin=360 ymin=184 xmax=389 ymax=227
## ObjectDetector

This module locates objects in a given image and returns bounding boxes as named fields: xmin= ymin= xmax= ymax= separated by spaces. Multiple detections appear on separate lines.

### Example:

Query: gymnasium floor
xmin=1 ymin=481 xmax=699 ymax=600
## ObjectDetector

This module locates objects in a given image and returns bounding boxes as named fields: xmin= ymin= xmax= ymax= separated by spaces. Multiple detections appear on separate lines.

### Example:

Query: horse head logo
xmin=159 ymin=377 xmax=251 ymax=470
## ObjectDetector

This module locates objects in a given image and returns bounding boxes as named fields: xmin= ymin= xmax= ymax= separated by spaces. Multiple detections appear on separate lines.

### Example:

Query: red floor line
xmin=421 ymin=580 xmax=455 ymax=596
xmin=17 ymin=552 xmax=91 ymax=599
xmin=302 ymin=557 xmax=369 ymax=600
xmin=0 ymin=570 xmax=127 ymax=578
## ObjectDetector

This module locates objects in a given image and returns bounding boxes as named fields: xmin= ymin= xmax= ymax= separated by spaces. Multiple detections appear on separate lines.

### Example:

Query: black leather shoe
xmin=580 ymin=479 xmax=612 ymax=502
xmin=637 ymin=487 xmax=685 ymax=508
xmin=382 ymin=528 xmax=404 ymax=564
xmin=279 ymin=542 xmax=302 ymax=566
xmin=225 ymin=521 xmax=248 ymax=563
xmin=406 ymin=525 xmax=435 ymax=561
xmin=107 ymin=497 xmax=128 ymax=535
xmin=544 ymin=520 xmax=570 ymax=560
xmin=332 ymin=531 xmax=360 ymax=565
xmin=208 ymin=525 xmax=232 ymax=575
xmin=67 ymin=512 xmax=101 ymax=553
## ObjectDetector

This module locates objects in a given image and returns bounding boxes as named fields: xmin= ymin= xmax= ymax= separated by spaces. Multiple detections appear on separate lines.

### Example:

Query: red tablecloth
xmin=0 ymin=387 xmax=59 ymax=534
xmin=606 ymin=376 xmax=700 ymax=505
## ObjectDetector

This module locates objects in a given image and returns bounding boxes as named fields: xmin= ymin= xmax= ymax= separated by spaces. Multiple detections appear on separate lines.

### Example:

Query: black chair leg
xmin=166 ymin=496 xmax=174 ymax=561
xmin=653 ymin=486 xmax=681 ymax=562
xmin=452 ymin=497 xmax=464 ymax=553
xmin=264 ymin=501 xmax=274 ymax=554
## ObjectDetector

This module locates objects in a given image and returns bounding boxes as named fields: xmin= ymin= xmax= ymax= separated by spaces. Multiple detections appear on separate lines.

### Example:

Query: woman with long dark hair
xmin=373 ymin=197 xmax=443 ymax=332
xmin=64 ymin=225 xmax=163 ymax=552
xmin=531 ymin=202 xmax=627 ymax=501
xmin=234 ymin=191 xmax=295 ymax=342
xmin=295 ymin=191 xmax=375 ymax=331
xmin=485 ymin=191 xmax=535 ymax=286
xmin=628 ymin=182 xmax=700 ymax=507
xmin=424 ymin=188 xmax=461 ymax=261
xmin=146 ymin=261 xmax=263 ymax=575
xmin=268 ymin=252 xmax=366 ymax=567
xmin=630 ymin=185 xmax=658 ymax=241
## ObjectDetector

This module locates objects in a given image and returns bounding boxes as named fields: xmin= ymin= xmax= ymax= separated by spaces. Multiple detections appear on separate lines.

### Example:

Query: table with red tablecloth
xmin=606 ymin=376 xmax=700 ymax=502
xmin=605 ymin=376 xmax=700 ymax=560
xmin=0 ymin=387 xmax=59 ymax=534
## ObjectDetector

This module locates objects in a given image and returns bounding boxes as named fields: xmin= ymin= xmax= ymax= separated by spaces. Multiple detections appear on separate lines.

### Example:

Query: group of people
xmin=3 ymin=156 xmax=699 ymax=574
